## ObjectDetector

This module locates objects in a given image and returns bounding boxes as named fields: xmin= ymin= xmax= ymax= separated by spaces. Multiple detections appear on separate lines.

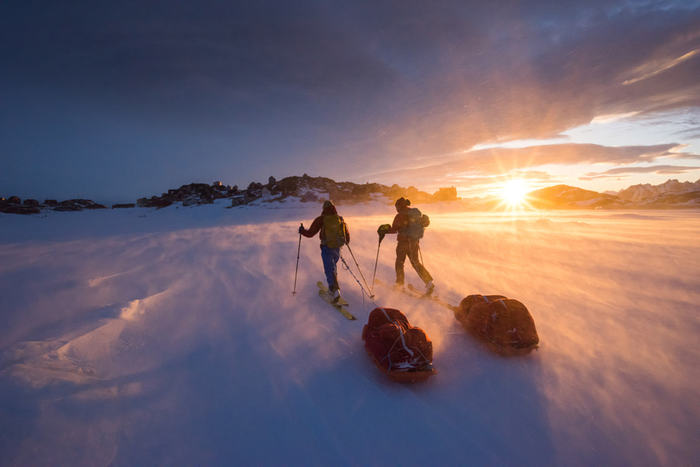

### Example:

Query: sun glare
xmin=501 ymin=179 xmax=529 ymax=207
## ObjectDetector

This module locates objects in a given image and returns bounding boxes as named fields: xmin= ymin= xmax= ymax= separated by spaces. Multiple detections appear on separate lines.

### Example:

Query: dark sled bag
xmin=362 ymin=307 xmax=436 ymax=382
xmin=454 ymin=294 xmax=539 ymax=355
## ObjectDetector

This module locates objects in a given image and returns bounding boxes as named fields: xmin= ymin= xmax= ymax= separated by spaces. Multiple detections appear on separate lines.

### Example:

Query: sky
xmin=1 ymin=0 xmax=699 ymax=202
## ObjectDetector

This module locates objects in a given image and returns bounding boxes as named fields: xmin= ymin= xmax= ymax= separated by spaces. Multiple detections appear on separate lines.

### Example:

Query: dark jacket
xmin=386 ymin=208 xmax=412 ymax=242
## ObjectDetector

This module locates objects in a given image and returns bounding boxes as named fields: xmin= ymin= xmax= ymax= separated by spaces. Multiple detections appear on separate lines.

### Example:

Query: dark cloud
xmin=0 ymin=2 xmax=399 ymax=126
xmin=0 ymin=1 xmax=699 ymax=199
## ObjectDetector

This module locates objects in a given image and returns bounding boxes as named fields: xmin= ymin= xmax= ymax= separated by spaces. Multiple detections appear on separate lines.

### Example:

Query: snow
xmin=1 ymin=202 xmax=699 ymax=465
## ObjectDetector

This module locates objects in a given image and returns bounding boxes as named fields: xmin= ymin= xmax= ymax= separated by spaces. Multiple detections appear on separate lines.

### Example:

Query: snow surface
xmin=1 ymin=200 xmax=699 ymax=466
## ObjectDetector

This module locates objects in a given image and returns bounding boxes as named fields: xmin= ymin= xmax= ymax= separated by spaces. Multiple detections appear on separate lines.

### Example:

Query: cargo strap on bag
xmin=379 ymin=308 xmax=430 ymax=372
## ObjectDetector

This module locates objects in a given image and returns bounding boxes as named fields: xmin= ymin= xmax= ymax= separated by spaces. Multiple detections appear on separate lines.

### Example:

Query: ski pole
xmin=370 ymin=237 xmax=382 ymax=294
xmin=292 ymin=229 xmax=302 ymax=295
xmin=345 ymin=243 xmax=372 ymax=296
xmin=340 ymin=253 xmax=373 ymax=299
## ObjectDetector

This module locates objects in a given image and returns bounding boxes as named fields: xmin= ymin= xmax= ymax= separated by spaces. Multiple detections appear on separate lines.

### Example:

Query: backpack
xmin=400 ymin=207 xmax=428 ymax=239
xmin=322 ymin=214 xmax=348 ymax=248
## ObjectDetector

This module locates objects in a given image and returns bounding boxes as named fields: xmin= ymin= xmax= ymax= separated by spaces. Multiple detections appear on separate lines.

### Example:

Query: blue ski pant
xmin=321 ymin=245 xmax=340 ymax=291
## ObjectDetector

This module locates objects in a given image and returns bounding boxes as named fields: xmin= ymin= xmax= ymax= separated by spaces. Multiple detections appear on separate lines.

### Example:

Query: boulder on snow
xmin=0 ymin=201 xmax=40 ymax=214
xmin=230 ymin=195 xmax=246 ymax=207
xmin=53 ymin=199 xmax=106 ymax=211
xmin=137 ymin=196 xmax=173 ymax=208
xmin=454 ymin=294 xmax=539 ymax=355
xmin=0 ymin=196 xmax=40 ymax=214
xmin=362 ymin=307 xmax=435 ymax=382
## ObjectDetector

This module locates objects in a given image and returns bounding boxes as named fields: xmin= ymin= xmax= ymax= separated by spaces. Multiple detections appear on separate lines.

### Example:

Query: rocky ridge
xmin=1 ymin=175 xmax=459 ymax=215
xmin=0 ymin=197 xmax=107 ymax=215
xmin=139 ymin=175 xmax=458 ymax=209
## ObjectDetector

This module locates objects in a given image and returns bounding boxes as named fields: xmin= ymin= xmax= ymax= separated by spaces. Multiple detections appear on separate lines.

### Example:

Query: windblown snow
xmin=1 ymin=201 xmax=698 ymax=466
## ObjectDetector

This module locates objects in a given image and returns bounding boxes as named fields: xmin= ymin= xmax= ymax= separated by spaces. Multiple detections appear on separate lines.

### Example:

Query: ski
xmin=317 ymin=281 xmax=356 ymax=320
xmin=406 ymin=283 xmax=436 ymax=299
xmin=375 ymin=279 xmax=458 ymax=312
xmin=406 ymin=284 xmax=459 ymax=311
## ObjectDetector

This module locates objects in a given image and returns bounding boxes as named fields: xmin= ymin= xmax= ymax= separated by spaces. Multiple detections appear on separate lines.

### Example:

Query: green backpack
xmin=322 ymin=214 xmax=348 ymax=248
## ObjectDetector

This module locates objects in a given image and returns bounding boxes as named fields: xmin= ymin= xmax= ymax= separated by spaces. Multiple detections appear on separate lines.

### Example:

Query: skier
xmin=377 ymin=197 xmax=434 ymax=294
xmin=299 ymin=200 xmax=350 ymax=302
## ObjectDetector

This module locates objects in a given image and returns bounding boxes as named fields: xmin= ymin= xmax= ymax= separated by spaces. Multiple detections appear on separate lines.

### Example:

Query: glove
xmin=377 ymin=224 xmax=391 ymax=235
xmin=298 ymin=224 xmax=304 ymax=234
xmin=377 ymin=224 xmax=391 ymax=242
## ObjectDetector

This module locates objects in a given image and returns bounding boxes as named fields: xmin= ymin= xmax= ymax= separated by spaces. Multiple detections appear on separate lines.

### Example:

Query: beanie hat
xmin=394 ymin=197 xmax=410 ymax=209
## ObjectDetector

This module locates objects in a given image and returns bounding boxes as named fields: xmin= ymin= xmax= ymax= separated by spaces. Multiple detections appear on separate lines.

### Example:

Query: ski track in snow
xmin=0 ymin=202 xmax=699 ymax=465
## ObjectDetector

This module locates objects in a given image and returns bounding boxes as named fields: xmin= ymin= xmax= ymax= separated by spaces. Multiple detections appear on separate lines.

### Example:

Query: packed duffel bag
xmin=362 ymin=307 xmax=436 ymax=382
xmin=454 ymin=294 xmax=539 ymax=355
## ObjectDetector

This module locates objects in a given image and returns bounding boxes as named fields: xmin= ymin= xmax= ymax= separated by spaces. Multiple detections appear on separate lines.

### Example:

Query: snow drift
xmin=0 ymin=202 xmax=698 ymax=465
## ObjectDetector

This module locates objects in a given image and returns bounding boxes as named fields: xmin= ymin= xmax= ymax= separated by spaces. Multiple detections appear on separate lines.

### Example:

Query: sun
xmin=501 ymin=179 xmax=529 ymax=207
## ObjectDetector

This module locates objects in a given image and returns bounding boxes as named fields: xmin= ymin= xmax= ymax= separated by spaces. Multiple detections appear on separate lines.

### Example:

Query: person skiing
xmin=299 ymin=200 xmax=350 ymax=302
xmin=377 ymin=197 xmax=434 ymax=294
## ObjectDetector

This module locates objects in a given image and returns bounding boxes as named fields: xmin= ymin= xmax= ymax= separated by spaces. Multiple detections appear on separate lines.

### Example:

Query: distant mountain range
xmin=521 ymin=179 xmax=700 ymax=210
xmin=2 ymin=176 xmax=699 ymax=214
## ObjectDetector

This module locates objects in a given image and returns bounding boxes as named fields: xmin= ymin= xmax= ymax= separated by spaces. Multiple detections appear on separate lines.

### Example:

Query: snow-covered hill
xmin=1 ymin=202 xmax=699 ymax=465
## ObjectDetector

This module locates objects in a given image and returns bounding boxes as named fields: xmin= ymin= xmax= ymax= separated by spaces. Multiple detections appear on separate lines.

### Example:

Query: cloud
xmin=672 ymin=127 xmax=700 ymax=138
xmin=454 ymin=170 xmax=554 ymax=183
xmin=367 ymin=143 xmax=683 ymax=184
xmin=623 ymin=49 xmax=699 ymax=85
xmin=580 ymin=164 xmax=700 ymax=179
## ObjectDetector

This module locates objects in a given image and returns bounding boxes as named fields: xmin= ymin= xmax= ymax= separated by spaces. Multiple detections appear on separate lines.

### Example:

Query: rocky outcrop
xmin=0 ymin=197 xmax=41 ymax=214
xmin=133 ymin=175 xmax=460 ymax=209
xmin=137 ymin=182 xmax=238 ymax=209
xmin=2 ymin=176 xmax=460 ymax=214
xmin=53 ymin=199 xmax=107 ymax=211
xmin=0 ymin=196 xmax=106 ymax=214
xmin=242 ymin=174 xmax=461 ymax=207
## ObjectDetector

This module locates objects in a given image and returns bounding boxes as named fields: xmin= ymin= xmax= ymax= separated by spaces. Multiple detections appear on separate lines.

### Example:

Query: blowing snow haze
xmin=1 ymin=1 xmax=699 ymax=202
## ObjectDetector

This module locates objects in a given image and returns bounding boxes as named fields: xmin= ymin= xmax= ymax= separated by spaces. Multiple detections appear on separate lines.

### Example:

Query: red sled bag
xmin=454 ymin=294 xmax=539 ymax=355
xmin=362 ymin=307 xmax=436 ymax=382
